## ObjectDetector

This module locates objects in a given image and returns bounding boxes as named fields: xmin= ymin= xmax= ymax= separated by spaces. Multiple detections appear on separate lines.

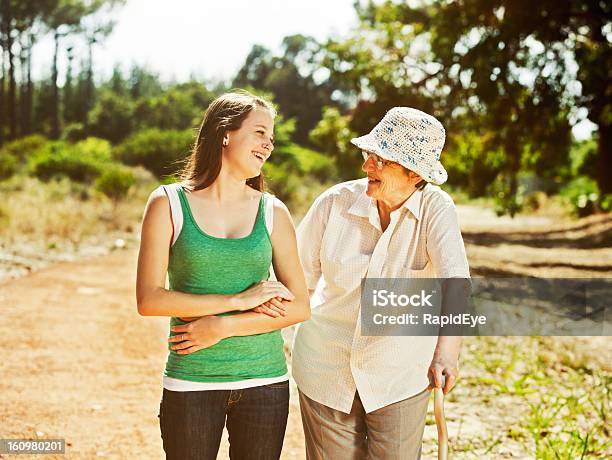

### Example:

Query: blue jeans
xmin=158 ymin=381 xmax=289 ymax=460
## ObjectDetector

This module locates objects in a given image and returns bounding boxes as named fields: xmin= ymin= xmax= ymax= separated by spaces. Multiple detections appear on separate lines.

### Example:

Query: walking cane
xmin=431 ymin=375 xmax=448 ymax=460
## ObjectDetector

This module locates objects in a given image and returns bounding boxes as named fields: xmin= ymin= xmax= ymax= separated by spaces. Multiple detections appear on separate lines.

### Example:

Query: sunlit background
xmin=1 ymin=1 xmax=610 ymax=458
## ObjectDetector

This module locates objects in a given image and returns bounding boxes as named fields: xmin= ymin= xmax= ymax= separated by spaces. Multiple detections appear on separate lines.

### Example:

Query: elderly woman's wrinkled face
xmin=362 ymin=151 xmax=420 ymax=201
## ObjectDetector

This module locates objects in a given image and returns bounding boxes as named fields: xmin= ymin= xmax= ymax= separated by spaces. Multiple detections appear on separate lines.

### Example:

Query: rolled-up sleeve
xmin=296 ymin=193 xmax=332 ymax=290
xmin=426 ymin=197 xmax=470 ymax=279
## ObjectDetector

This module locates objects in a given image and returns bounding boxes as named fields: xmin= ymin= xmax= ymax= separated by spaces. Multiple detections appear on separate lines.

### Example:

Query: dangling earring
xmin=223 ymin=139 xmax=229 ymax=147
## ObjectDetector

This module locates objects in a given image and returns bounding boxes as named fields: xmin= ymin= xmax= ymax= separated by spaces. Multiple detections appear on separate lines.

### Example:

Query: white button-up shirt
xmin=292 ymin=178 xmax=470 ymax=413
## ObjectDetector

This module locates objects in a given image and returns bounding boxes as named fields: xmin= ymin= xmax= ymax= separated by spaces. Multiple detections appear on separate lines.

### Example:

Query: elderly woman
xmin=292 ymin=107 xmax=470 ymax=459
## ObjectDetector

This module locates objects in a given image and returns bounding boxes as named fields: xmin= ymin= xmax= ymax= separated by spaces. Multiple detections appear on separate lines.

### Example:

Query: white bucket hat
xmin=350 ymin=107 xmax=448 ymax=185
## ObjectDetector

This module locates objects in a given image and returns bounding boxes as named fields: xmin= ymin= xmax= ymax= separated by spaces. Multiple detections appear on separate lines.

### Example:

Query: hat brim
xmin=351 ymin=135 xmax=448 ymax=185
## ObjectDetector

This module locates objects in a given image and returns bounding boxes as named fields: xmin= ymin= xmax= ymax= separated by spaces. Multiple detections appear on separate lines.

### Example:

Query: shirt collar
xmin=348 ymin=184 xmax=425 ymax=222
xmin=348 ymin=190 xmax=371 ymax=218
xmin=402 ymin=185 xmax=425 ymax=220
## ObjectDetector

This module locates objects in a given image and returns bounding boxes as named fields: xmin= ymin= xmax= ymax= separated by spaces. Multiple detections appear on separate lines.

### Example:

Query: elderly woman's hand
xmin=427 ymin=350 xmax=459 ymax=395
xmin=253 ymin=296 xmax=287 ymax=318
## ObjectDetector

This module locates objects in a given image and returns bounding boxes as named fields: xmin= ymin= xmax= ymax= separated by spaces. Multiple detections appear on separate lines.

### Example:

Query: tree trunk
xmin=596 ymin=122 xmax=612 ymax=196
xmin=0 ymin=34 xmax=5 ymax=145
xmin=0 ymin=0 xmax=7 ymax=143
xmin=85 ymin=38 xmax=94 ymax=123
xmin=6 ymin=0 xmax=16 ymax=140
xmin=19 ymin=32 xmax=27 ymax=137
xmin=51 ymin=29 xmax=60 ymax=139
xmin=504 ymin=128 xmax=521 ymax=217
xmin=25 ymin=33 xmax=33 ymax=135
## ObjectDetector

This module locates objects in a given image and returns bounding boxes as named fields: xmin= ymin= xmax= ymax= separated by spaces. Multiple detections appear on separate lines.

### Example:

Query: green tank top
xmin=164 ymin=187 xmax=287 ymax=382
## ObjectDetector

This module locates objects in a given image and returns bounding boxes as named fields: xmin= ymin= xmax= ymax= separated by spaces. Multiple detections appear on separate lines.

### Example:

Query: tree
xmin=320 ymin=0 xmax=609 ymax=214
xmin=233 ymin=45 xmax=274 ymax=89
xmin=128 ymin=65 xmax=163 ymax=99
xmin=63 ymin=59 xmax=91 ymax=125
xmin=95 ymin=164 xmax=135 ymax=204
xmin=233 ymin=36 xmax=339 ymax=146
xmin=32 ymin=77 xmax=55 ymax=135
xmin=113 ymin=128 xmax=193 ymax=178
xmin=45 ymin=0 xmax=88 ymax=139
xmin=132 ymin=82 xmax=214 ymax=131
xmin=44 ymin=0 xmax=122 ymax=139
xmin=80 ymin=11 xmax=118 ymax=118
xmin=570 ymin=1 xmax=612 ymax=194
xmin=310 ymin=107 xmax=358 ymax=179
xmin=0 ymin=0 xmax=18 ymax=140
xmin=424 ymin=0 xmax=608 ymax=204
xmin=87 ymin=89 xmax=134 ymax=143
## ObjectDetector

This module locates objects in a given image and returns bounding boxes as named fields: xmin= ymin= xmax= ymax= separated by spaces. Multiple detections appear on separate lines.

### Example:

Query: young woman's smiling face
xmin=223 ymin=106 xmax=275 ymax=179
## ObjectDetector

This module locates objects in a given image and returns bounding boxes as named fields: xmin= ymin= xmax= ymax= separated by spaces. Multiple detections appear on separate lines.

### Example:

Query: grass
xmin=451 ymin=336 xmax=611 ymax=458
xmin=0 ymin=173 xmax=154 ymax=247
xmin=0 ymin=172 xmax=329 ymax=248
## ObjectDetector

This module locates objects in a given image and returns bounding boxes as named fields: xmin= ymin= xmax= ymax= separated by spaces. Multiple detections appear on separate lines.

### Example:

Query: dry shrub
xmin=0 ymin=176 xmax=156 ymax=245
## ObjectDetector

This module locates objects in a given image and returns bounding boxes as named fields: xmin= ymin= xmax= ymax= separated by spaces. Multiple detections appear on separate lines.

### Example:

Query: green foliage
xmin=95 ymin=165 xmax=136 ymax=202
xmin=600 ymin=194 xmax=612 ymax=213
xmin=568 ymin=138 xmax=598 ymax=177
xmin=287 ymin=144 xmax=336 ymax=182
xmin=559 ymin=176 xmax=600 ymax=217
xmin=128 ymin=65 xmax=164 ymax=99
xmin=27 ymin=137 xmax=114 ymax=184
xmin=63 ymin=66 xmax=93 ymax=125
xmin=28 ymin=141 xmax=105 ymax=183
xmin=265 ymin=143 xmax=337 ymax=202
xmin=62 ymin=123 xmax=88 ymax=142
xmin=113 ymin=129 xmax=193 ymax=179
xmin=0 ymin=134 xmax=48 ymax=162
xmin=0 ymin=151 xmax=18 ymax=180
xmin=490 ymin=174 xmax=525 ymax=217
xmin=87 ymin=90 xmax=135 ymax=143
xmin=463 ymin=337 xmax=609 ymax=458
xmin=319 ymin=0 xmax=611 ymax=214
xmin=309 ymin=107 xmax=358 ymax=180
xmin=263 ymin=162 xmax=301 ymax=203
xmin=264 ymin=111 xmax=337 ymax=203
xmin=3 ymin=2 xmax=608 ymax=218
xmin=133 ymin=82 xmax=214 ymax=131
xmin=444 ymin=132 xmax=505 ymax=198
xmin=75 ymin=137 xmax=113 ymax=161
xmin=264 ymin=143 xmax=336 ymax=205
xmin=32 ymin=79 xmax=56 ymax=136
xmin=234 ymin=36 xmax=338 ymax=145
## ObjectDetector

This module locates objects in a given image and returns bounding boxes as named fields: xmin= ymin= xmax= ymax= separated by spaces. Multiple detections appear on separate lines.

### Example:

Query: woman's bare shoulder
xmin=142 ymin=186 xmax=172 ymax=223
xmin=269 ymin=195 xmax=293 ymax=229
xmin=146 ymin=186 xmax=170 ymax=205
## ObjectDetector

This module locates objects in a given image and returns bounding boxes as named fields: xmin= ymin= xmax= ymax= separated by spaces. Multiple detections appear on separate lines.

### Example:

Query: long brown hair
xmin=181 ymin=90 xmax=276 ymax=191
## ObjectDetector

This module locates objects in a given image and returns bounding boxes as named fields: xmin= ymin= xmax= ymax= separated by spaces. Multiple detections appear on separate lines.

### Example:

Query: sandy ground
xmin=1 ymin=206 xmax=610 ymax=459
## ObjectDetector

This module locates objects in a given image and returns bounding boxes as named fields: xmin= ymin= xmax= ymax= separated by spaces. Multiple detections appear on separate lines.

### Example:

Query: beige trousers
xmin=299 ymin=389 xmax=430 ymax=460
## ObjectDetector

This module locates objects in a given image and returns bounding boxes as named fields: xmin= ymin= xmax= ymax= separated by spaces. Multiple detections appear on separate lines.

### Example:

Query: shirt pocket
xmin=403 ymin=261 xmax=433 ymax=278
xmin=321 ymin=252 xmax=370 ymax=293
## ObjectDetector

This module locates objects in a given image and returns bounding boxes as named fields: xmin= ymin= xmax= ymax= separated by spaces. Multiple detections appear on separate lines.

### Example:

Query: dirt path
xmin=1 ymin=250 xmax=165 ymax=458
xmin=1 ymin=207 xmax=610 ymax=459
xmin=460 ymin=207 xmax=612 ymax=277
xmin=0 ymin=249 xmax=312 ymax=459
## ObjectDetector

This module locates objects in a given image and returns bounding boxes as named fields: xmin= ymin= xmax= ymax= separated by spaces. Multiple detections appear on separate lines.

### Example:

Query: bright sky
xmin=31 ymin=0 xmax=595 ymax=138
xmin=33 ymin=0 xmax=359 ymax=83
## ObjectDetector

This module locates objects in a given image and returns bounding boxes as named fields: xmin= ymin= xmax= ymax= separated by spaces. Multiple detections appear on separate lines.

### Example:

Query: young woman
xmin=136 ymin=91 xmax=310 ymax=460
